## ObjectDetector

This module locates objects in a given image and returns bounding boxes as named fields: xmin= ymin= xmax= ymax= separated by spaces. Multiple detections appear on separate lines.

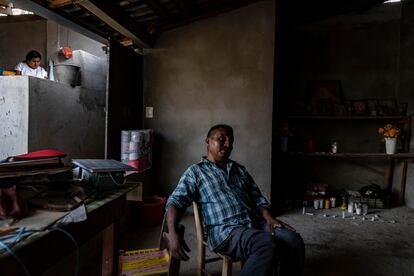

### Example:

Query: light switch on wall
xmin=145 ymin=106 xmax=153 ymax=118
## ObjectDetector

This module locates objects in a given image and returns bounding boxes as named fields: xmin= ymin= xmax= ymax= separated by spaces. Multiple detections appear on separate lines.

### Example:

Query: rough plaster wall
xmin=60 ymin=50 xmax=108 ymax=92
xmin=27 ymin=77 xmax=105 ymax=159
xmin=284 ymin=4 xmax=401 ymax=101
xmin=46 ymin=21 xmax=106 ymax=64
xmin=143 ymin=1 xmax=275 ymax=199
xmin=0 ymin=76 xmax=29 ymax=159
xmin=0 ymin=17 xmax=47 ymax=70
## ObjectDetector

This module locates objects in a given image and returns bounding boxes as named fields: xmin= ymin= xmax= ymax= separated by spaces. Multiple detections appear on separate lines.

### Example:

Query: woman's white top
xmin=14 ymin=62 xmax=48 ymax=79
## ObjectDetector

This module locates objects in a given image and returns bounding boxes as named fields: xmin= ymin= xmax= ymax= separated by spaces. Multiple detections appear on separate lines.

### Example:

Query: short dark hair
xmin=207 ymin=124 xmax=233 ymax=137
xmin=25 ymin=50 xmax=42 ymax=62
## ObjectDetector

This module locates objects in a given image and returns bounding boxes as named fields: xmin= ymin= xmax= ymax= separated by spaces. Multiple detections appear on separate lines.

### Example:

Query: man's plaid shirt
xmin=166 ymin=157 xmax=271 ymax=250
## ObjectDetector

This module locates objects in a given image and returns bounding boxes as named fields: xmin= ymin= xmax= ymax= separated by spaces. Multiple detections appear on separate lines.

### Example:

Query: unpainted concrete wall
xmin=46 ymin=21 xmax=106 ymax=64
xmin=0 ymin=76 xmax=105 ymax=160
xmin=280 ymin=2 xmax=414 ymax=208
xmin=143 ymin=1 xmax=275 ymax=199
xmin=0 ymin=16 xmax=47 ymax=70
xmin=0 ymin=76 xmax=29 ymax=158
xmin=28 ymin=77 xmax=105 ymax=159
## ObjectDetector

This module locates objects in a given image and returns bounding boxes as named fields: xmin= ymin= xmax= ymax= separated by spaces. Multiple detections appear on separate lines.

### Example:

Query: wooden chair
xmin=119 ymin=213 xmax=184 ymax=276
xmin=193 ymin=202 xmax=241 ymax=276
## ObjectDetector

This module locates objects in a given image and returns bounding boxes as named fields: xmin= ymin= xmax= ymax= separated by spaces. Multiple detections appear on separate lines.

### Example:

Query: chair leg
xmin=222 ymin=257 xmax=232 ymax=276
xmin=168 ymin=257 xmax=181 ymax=276
xmin=197 ymin=241 xmax=206 ymax=276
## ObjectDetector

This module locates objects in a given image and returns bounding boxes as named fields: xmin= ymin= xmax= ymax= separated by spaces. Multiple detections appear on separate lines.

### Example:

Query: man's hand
xmin=166 ymin=231 xmax=191 ymax=261
xmin=265 ymin=217 xmax=296 ymax=232
xmin=259 ymin=207 xmax=296 ymax=232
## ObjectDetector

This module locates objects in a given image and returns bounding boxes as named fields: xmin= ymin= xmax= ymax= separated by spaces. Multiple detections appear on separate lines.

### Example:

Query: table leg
xmin=397 ymin=160 xmax=408 ymax=205
xmin=102 ymin=223 xmax=114 ymax=276
xmin=384 ymin=158 xmax=395 ymax=192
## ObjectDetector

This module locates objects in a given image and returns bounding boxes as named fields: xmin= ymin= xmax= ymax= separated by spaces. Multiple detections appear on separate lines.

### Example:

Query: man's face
xmin=206 ymin=128 xmax=234 ymax=164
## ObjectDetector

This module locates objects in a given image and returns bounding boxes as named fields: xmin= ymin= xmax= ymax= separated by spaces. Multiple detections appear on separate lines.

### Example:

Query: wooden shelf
xmin=281 ymin=152 xmax=414 ymax=159
xmin=283 ymin=116 xmax=409 ymax=120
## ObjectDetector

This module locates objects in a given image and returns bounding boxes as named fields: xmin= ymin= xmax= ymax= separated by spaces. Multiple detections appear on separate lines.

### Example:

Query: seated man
xmin=165 ymin=124 xmax=305 ymax=276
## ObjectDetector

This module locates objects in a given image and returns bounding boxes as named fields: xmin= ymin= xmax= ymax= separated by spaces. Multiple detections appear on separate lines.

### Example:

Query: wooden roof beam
xmin=77 ymin=0 xmax=156 ymax=48
xmin=142 ymin=0 xmax=169 ymax=19
xmin=48 ymin=0 xmax=73 ymax=9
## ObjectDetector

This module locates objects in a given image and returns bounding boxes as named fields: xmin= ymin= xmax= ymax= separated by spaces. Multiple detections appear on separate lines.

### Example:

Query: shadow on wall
xmin=151 ymin=133 xmax=187 ymax=197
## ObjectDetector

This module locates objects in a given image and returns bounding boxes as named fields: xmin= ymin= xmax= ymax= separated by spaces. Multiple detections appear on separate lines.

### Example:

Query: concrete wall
xmin=0 ymin=76 xmax=105 ymax=160
xmin=0 ymin=15 xmax=107 ymax=161
xmin=280 ymin=1 xmax=414 ymax=208
xmin=143 ymin=1 xmax=275 ymax=199
xmin=46 ymin=21 xmax=106 ymax=64
xmin=0 ymin=76 xmax=29 ymax=159
xmin=28 ymin=77 xmax=105 ymax=159
xmin=0 ymin=16 xmax=47 ymax=70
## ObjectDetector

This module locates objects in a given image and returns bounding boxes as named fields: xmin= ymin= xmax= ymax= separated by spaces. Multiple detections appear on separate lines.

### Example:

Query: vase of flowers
xmin=378 ymin=124 xmax=400 ymax=154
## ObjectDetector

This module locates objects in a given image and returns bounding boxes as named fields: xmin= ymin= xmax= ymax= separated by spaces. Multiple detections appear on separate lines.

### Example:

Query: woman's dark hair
xmin=207 ymin=124 xmax=233 ymax=138
xmin=25 ymin=50 xmax=42 ymax=62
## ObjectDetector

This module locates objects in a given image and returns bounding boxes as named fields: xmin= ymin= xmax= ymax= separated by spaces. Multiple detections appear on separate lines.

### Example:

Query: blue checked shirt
xmin=166 ymin=157 xmax=271 ymax=250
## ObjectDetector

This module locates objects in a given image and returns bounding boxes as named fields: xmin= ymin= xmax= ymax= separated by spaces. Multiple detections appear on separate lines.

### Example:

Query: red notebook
xmin=13 ymin=150 xmax=66 ymax=160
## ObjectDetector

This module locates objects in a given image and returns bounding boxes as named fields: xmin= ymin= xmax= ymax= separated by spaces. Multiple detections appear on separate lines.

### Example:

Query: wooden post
xmin=102 ymin=224 xmax=114 ymax=276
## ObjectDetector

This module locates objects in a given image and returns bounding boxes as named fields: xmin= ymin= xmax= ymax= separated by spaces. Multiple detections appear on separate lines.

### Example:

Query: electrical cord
xmin=50 ymin=227 xmax=79 ymax=276
xmin=0 ymin=227 xmax=79 ymax=276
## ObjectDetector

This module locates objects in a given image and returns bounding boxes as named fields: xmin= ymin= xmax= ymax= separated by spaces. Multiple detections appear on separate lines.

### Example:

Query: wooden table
xmin=0 ymin=184 xmax=136 ymax=276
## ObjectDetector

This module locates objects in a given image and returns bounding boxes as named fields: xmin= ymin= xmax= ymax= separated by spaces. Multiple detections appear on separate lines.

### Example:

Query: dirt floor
xmin=120 ymin=206 xmax=414 ymax=276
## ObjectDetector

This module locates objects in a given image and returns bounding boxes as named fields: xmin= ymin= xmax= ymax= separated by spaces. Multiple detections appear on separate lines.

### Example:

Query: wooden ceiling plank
xmin=48 ymin=0 xmax=73 ymax=9
xmin=77 ymin=0 xmax=155 ymax=47
xmin=0 ymin=0 xmax=10 ymax=6
xmin=159 ymin=0 xmax=259 ymax=31
xmin=142 ymin=0 xmax=169 ymax=19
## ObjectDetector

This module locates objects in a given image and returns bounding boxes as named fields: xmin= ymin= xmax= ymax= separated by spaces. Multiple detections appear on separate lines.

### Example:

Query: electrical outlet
xmin=145 ymin=106 xmax=153 ymax=118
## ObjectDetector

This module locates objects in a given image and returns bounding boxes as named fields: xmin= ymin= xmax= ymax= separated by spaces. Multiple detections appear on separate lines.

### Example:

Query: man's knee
xmin=252 ymin=232 xmax=277 ymax=257
xmin=275 ymin=229 xmax=305 ymax=253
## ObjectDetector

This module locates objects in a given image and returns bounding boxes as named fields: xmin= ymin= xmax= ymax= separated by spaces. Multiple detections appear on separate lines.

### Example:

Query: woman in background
xmin=14 ymin=50 xmax=48 ymax=79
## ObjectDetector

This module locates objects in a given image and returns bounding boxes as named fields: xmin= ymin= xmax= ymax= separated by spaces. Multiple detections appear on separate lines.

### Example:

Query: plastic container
xmin=137 ymin=196 xmax=166 ymax=226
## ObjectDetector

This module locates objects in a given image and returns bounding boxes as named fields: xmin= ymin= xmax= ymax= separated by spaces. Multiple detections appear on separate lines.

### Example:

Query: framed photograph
xmin=306 ymin=80 xmax=345 ymax=115
xmin=352 ymin=100 xmax=367 ymax=116
xmin=378 ymin=99 xmax=397 ymax=116
xmin=398 ymin=102 xmax=408 ymax=116
xmin=333 ymin=103 xmax=346 ymax=116
xmin=366 ymin=99 xmax=378 ymax=116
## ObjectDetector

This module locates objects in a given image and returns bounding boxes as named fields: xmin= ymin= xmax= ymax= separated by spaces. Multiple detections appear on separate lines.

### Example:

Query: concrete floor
xmin=120 ymin=206 xmax=414 ymax=276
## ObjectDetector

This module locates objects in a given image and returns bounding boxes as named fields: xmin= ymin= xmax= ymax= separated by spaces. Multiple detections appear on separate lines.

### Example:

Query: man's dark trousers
xmin=215 ymin=224 xmax=305 ymax=276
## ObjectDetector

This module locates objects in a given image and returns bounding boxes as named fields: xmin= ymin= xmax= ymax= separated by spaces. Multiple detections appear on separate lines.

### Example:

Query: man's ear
xmin=205 ymin=137 xmax=209 ymax=144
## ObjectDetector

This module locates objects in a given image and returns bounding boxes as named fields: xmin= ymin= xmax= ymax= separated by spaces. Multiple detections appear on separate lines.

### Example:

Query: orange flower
xmin=378 ymin=124 xmax=400 ymax=138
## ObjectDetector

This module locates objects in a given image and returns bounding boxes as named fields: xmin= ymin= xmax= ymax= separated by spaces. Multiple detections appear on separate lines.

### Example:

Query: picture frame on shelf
xmin=397 ymin=102 xmax=408 ymax=116
xmin=352 ymin=100 xmax=367 ymax=116
xmin=333 ymin=103 xmax=346 ymax=116
xmin=306 ymin=80 xmax=345 ymax=115
xmin=306 ymin=80 xmax=344 ymax=103
xmin=378 ymin=99 xmax=397 ymax=116
xmin=366 ymin=99 xmax=379 ymax=116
